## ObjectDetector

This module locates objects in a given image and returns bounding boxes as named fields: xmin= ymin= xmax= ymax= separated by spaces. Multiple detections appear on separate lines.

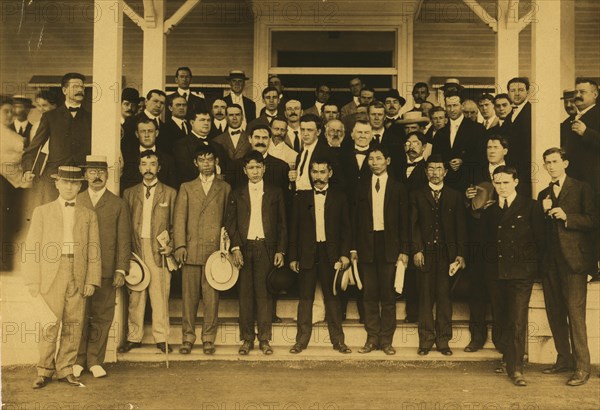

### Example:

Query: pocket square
xmin=517 ymin=215 xmax=523 ymax=219
xmin=159 ymin=202 xmax=169 ymax=207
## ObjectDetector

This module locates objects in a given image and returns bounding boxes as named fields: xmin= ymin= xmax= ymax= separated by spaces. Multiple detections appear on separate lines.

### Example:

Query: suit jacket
xmin=172 ymin=133 xmax=230 ymax=184
xmin=120 ymin=146 xmax=178 ymax=193
xmin=224 ymin=182 xmax=287 ymax=258
xmin=224 ymin=94 xmax=257 ymax=123
xmin=352 ymin=175 xmax=410 ymax=263
xmin=537 ymin=176 xmax=598 ymax=275
xmin=123 ymin=181 xmax=177 ymax=267
xmin=213 ymin=130 xmax=252 ymax=162
xmin=232 ymin=154 xmax=290 ymax=194
xmin=167 ymin=91 xmax=207 ymax=116
xmin=23 ymin=200 xmax=102 ymax=294
xmin=409 ymin=185 xmax=467 ymax=261
xmin=339 ymin=148 xmax=372 ymax=200
xmin=78 ymin=189 xmax=132 ymax=279
xmin=288 ymin=189 xmax=351 ymax=269
xmin=208 ymin=120 xmax=227 ymax=139
xmin=294 ymin=139 xmax=345 ymax=189
xmin=400 ymin=160 xmax=428 ymax=194
xmin=158 ymin=117 xmax=188 ymax=155
xmin=506 ymin=102 xmax=532 ymax=196
xmin=22 ymin=105 xmax=91 ymax=176
xmin=341 ymin=100 xmax=358 ymax=118
xmin=173 ymin=177 xmax=231 ymax=265
xmin=303 ymin=104 xmax=321 ymax=117
xmin=121 ymin=112 xmax=164 ymax=154
xmin=481 ymin=194 xmax=544 ymax=280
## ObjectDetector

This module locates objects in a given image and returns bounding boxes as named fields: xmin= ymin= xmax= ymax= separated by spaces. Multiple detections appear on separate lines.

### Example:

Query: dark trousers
xmin=360 ymin=232 xmax=396 ymax=347
xmin=543 ymin=250 xmax=591 ymax=372
xmin=417 ymin=246 xmax=452 ymax=349
xmin=340 ymin=285 xmax=364 ymax=320
xmin=238 ymin=240 xmax=273 ymax=342
xmin=495 ymin=279 xmax=533 ymax=375
xmin=403 ymin=265 xmax=419 ymax=320
xmin=296 ymin=243 xmax=345 ymax=347
xmin=76 ymin=277 xmax=116 ymax=368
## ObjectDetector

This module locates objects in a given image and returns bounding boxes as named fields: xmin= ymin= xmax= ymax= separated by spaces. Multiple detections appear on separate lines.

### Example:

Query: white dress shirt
xmin=551 ymin=173 xmax=567 ymax=198
xmin=355 ymin=145 xmax=369 ymax=169
xmin=295 ymin=141 xmax=317 ymax=191
xmin=449 ymin=114 xmax=464 ymax=148
xmin=268 ymin=140 xmax=298 ymax=166
xmin=140 ymin=145 xmax=156 ymax=153
xmin=314 ymin=185 xmax=328 ymax=242
xmin=229 ymin=127 xmax=243 ymax=149
xmin=13 ymin=119 xmax=29 ymax=134
xmin=372 ymin=173 xmax=388 ymax=231
xmin=247 ymin=180 xmax=265 ymax=240
xmin=213 ymin=119 xmax=227 ymax=133
xmin=88 ymin=187 xmax=107 ymax=207
xmin=144 ymin=109 xmax=160 ymax=123
xmin=141 ymin=180 xmax=157 ymax=239
xmin=499 ymin=191 xmax=517 ymax=209
xmin=314 ymin=101 xmax=324 ymax=115
xmin=488 ymin=161 xmax=506 ymax=180
xmin=287 ymin=126 xmax=301 ymax=151
xmin=59 ymin=197 xmax=76 ymax=255
xmin=199 ymin=173 xmax=215 ymax=195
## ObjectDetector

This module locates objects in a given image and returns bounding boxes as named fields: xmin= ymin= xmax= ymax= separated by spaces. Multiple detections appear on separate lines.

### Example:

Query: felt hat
xmin=205 ymin=251 xmax=239 ymax=291
xmin=471 ymin=181 xmax=496 ymax=210
xmin=126 ymin=253 xmax=151 ymax=291
xmin=266 ymin=266 xmax=297 ymax=295
xmin=383 ymin=89 xmax=406 ymax=106
xmin=560 ymin=89 xmax=576 ymax=100
xmin=121 ymin=88 xmax=140 ymax=103
xmin=50 ymin=166 xmax=85 ymax=181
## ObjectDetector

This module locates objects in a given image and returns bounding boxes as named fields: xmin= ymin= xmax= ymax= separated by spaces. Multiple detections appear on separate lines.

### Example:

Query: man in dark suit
xmin=120 ymin=118 xmax=178 ymax=192
xmin=22 ymin=73 xmax=92 ymax=204
xmin=208 ymin=98 xmax=228 ymax=139
xmin=304 ymin=83 xmax=331 ymax=117
xmin=538 ymin=147 xmax=597 ymax=386
xmin=10 ymin=95 xmax=33 ymax=146
xmin=223 ymin=70 xmax=256 ymax=125
xmin=248 ymin=87 xmax=281 ymax=130
xmin=289 ymin=157 xmax=352 ymax=354
xmin=225 ymin=150 xmax=287 ymax=355
xmin=410 ymin=82 xmax=431 ymax=112
xmin=481 ymin=165 xmax=544 ymax=387
xmin=426 ymin=107 xmax=448 ymax=156
xmin=120 ymin=88 xmax=139 ymax=137
xmin=121 ymin=89 xmax=167 ymax=153
xmin=214 ymin=104 xmax=251 ymax=162
xmin=158 ymin=94 xmax=188 ymax=155
xmin=432 ymin=93 xmax=484 ymax=192
xmin=172 ymin=110 xmax=229 ymax=184
xmin=167 ymin=66 xmax=207 ymax=115
xmin=383 ymin=89 xmax=406 ymax=128
xmin=410 ymin=155 xmax=467 ymax=356
xmin=491 ymin=94 xmax=513 ymax=134
xmin=351 ymin=145 xmax=409 ymax=355
xmin=75 ymin=156 xmax=131 ymax=378
xmin=339 ymin=120 xmax=373 ymax=201
xmin=478 ymin=94 xmax=499 ymax=132
xmin=505 ymin=77 xmax=532 ymax=196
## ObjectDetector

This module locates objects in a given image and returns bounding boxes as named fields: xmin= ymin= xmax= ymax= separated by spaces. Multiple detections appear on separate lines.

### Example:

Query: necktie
xmin=502 ymin=198 xmax=508 ymax=209
xmin=140 ymin=149 xmax=155 ymax=157
xmin=315 ymin=189 xmax=327 ymax=196
xmin=181 ymin=121 xmax=188 ymax=134
xmin=550 ymin=181 xmax=560 ymax=202
xmin=432 ymin=189 xmax=441 ymax=203
xmin=293 ymin=131 xmax=300 ymax=152
xmin=484 ymin=119 xmax=489 ymax=129
xmin=355 ymin=149 xmax=367 ymax=156
xmin=298 ymin=149 xmax=309 ymax=176
xmin=550 ymin=180 xmax=560 ymax=187
xmin=144 ymin=182 xmax=157 ymax=199
xmin=67 ymin=106 xmax=79 ymax=112
xmin=181 ymin=92 xmax=188 ymax=100
xmin=375 ymin=178 xmax=381 ymax=192
xmin=64 ymin=201 xmax=75 ymax=207
xmin=374 ymin=134 xmax=381 ymax=144
xmin=406 ymin=162 xmax=418 ymax=168
xmin=231 ymin=129 xmax=242 ymax=135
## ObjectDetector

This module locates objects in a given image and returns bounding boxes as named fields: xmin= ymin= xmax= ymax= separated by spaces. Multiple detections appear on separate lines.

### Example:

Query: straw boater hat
xmin=205 ymin=251 xmax=239 ymax=291
xmin=397 ymin=111 xmax=431 ymax=125
xmin=126 ymin=252 xmax=151 ymax=291
xmin=441 ymin=78 xmax=464 ymax=91
xmin=80 ymin=155 xmax=108 ymax=169
xmin=12 ymin=95 xmax=33 ymax=108
xmin=50 ymin=166 xmax=85 ymax=181
xmin=227 ymin=70 xmax=249 ymax=80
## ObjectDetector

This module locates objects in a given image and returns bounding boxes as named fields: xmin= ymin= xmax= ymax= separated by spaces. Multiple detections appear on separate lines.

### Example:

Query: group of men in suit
xmin=11 ymin=70 xmax=599 ymax=389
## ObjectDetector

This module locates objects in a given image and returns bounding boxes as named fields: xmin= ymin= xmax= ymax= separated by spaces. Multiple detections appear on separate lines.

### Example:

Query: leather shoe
xmin=289 ymin=343 xmax=304 ymax=354
xmin=32 ymin=376 xmax=51 ymax=389
xmin=203 ymin=341 xmax=216 ymax=355
xmin=495 ymin=361 xmax=507 ymax=374
xmin=156 ymin=342 xmax=172 ymax=353
xmin=567 ymin=370 xmax=590 ymax=386
xmin=118 ymin=341 xmax=141 ymax=353
xmin=511 ymin=371 xmax=527 ymax=387
xmin=464 ymin=343 xmax=483 ymax=353
xmin=58 ymin=374 xmax=82 ymax=387
xmin=259 ymin=341 xmax=273 ymax=355
xmin=358 ymin=343 xmax=378 ymax=354
xmin=438 ymin=347 xmax=453 ymax=356
xmin=542 ymin=364 xmax=574 ymax=374
xmin=239 ymin=340 xmax=254 ymax=355
xmin=417 ymin=347 xmax=430 ymax=356
xmin=333 ymin=343 xmax=352 ymax=354
xmin=382 ymin=345 xmax=396 ymax=355
xmin=179 ymin=342 xmax=192 ymax=354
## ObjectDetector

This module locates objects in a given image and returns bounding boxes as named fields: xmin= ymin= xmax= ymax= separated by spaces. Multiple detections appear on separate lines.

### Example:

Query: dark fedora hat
xmin=560 ymin=89 xmax=576 ymax=100
xmin=121 ymin=87 xmax=140 ymax=103
xmin=267 ymin=266 xmax=296 ymax=295
xmin=383 ymin=89 xmax=406 ymax=106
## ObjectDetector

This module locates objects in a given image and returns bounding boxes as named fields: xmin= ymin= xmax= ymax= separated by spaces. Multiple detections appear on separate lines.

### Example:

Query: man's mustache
xmin=313 ymin=179 xmax=326 ymax=184
xmin=574 ymin=97 xmax=584 ymax=102
xmin=93 ymin=178 xmax=103 ymax=183
xmin=254 ymin=143 xmax=267 ymax=148
xmin=144 ymin=171 xmax=155 ymax=176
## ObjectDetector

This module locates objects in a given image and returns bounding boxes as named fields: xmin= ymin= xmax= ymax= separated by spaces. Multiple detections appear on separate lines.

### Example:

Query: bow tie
xmin=140 ymin=149 xmax=156 ymax=157
xmin=67 ymin=106 xmax=80 ymax=112
xmin=550 ymin=180 xmax=560 ymax=187
xmin=64 ymin=201 xmax=75 ymax=207
xmin=315 ymin=189 xmax=327 ymax=196
xmin=406 ymin=161 xmax=420 ymax=168
xmin=230 ymin=129 xmax=242 ymax=135
xmin=355 ymin=149 xmax=368 ymax=156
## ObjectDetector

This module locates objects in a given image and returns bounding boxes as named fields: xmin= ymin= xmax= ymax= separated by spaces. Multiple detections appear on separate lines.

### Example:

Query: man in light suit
xmin=75 ymin=156 xmax=131 ymax=378
xmin=23 ymin=166 xmax=101 ymax=389
xmin=214 ymin=104 xmax=251 ymax=162
xmin=225 ymin=150 xmax=287 ymax=355
xmin=120 ymin=151 xmax=177 ymax=354
xmin=174 ymin=145 xmax=232 ymax=355
xmin=538 ymin=148 xmax=597 ymax=386
xmin=341 ymin=77 xmax=364 ymax=119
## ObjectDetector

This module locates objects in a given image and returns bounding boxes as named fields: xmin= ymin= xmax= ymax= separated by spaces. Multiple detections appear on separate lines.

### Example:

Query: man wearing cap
xmin=304 ymin=84 xmax=332 ymax=117
xmin=10 ymin=95 xmax=33 ymax=146
xmin=22 ymin=73 xmax=92 ymax=204
xmin=208 ymin=98 xmax=228 ymax=139
xmin=174 ymin=144 xmax=231 ymax=355
xmin=289 ymin=156 xmax=351 ymax=354
xmin=75 ymin=156 xmax=131 ymax=378
xmin=441 ymin=79 xmax=464 ymax=98
xmin=397 ymin=111 xmax=432 ymax=164
xmin=341 ymin=77 xmax=364 ymax=119
xmin=168 ymin=67 xmax=207 ymax=115
xmin=410 ymin=155 xmax=467 ymax=357
xmin=383 ymin=89 xmax=406 ymax=128
xmin=158 ymin=94 xmax=189 ymax=155
xmin=23 ymin=166 xmax=101 ymax=389
xmin=225 ymin=150 xmax=287 ymax=355
xmin=224 ymin=70 xmax=256 ymax=125
xmin=214 ymin=104 xmax=251 ymax=162
xmin=120 ymin=151 xmax=177 ymax=354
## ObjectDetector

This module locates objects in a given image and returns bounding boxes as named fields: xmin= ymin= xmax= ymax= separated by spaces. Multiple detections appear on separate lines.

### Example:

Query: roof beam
xmin=164 ymin=0 xmax=201 ymax=34
xmin=143 ymin=0 xmax=156 ymax=28
xmin=462 ymin=0 xmax=498 ymax=32
xmin=123 ymin=1 xmax=143 ymax=29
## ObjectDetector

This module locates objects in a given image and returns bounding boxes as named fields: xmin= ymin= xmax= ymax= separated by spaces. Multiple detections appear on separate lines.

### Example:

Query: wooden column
xmin=496 ymin=0 xmax=520 ymax=92
xmin=560 ymin=0 xmax=575 ymax=92
xmin=142 ymin=0 xmax=166 ymax=94
xmin=531 ymin=0 xmax=561 ymax=196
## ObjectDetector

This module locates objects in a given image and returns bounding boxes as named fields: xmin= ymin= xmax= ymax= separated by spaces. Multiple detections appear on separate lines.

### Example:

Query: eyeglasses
xmin=86 ymin=169 xmax=107 ymax=176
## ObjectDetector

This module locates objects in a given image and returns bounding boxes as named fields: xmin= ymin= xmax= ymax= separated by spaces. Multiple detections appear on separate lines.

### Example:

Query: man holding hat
xmin=174 ymin=144 xmax=232 ymax=355
xmin=224 ymin=70 xmax=256 ymax=125
xmin=75 ymin=156 xmax=131 ymax=378
xmin=225 ymin=149 xmax=287 ymax=355
xmin=120 ymin=151 xmax=177 ymax=354
xmin=23 ymin=166 xmax=101 ymax=388
xmin=289 ymin=156 xmax=352 ymax=354
xmin=10 ymin=95 xmax=33 ymax=145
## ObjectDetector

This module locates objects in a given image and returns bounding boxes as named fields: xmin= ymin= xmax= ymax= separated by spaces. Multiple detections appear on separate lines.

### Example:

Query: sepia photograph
xmin=1 ymin=0 xmax=599 ymax=408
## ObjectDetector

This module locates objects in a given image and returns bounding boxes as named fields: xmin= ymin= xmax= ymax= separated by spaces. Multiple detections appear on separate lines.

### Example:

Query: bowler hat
xmin=126 ymin=253 xmax=151 ymax=291
xmin=122 ymin=88 xmax=140 ymax=103
xmin=471 ymin=181 xmax=496 ymax=211
xmin=560 ymin=89 xmax=576 ymax=100
xmin=50 ymin=166 xmax=85 ymax=181
xmin=227 ymin=70 xmax=249 ymax=80
xmin=205 ymin=251 xmax=239 ymax=291
xmin=383 ymin=89 xmax=406 ymax=106
xmin=267 ymin=266 xmax=296 ymax=295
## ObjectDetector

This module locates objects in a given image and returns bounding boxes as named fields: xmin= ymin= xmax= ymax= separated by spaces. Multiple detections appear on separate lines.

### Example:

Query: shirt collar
xmin=229 ymin=126 xmax=243 ymax=134
xmin=191 ymin=131 xmax=208 ymax=140
xmin=199 ymin=173 xmax=215 ymax=183
xmin=303 ymin=140 xmax=317 ymax=152
xmin=144 ymin=109 xmax=158 ymax=120
xmin=143 ymin=178 xmax=158 ymax=188
xmin=552 ymin=173 xmax=567 ymax=187
xmin=14 ymin=119 xmax=28 ymax=128
xmin=500 ymin=191 xmax=518 ymax=207
xmin=65 ymin=102 xmax=81 ymax=110
xmin=314 ymin=184 xmax=329 ymax=194
xmin=172 ymin=116 xmax=185 ymax=126
xmin=450 ymin=114 xmax=464 ymax=127
xmin=265 ymin=109 xmax=278 ymax=117
xmin=88 ymin=187 xmax=107 ymax=198
xmin=140 ymin=145 xmax=156 ymax=152
xmin=249 ymin=179 xmax=264 ymax=191
xmin=177 ymin=87 xmax=190 ymax=96
xmin=315 ymin=101 xmax=324 ymax=112
xmin=489 ymin=160 xmax=505 ymax=170
xmin=577 ymin=103 xmax=596 ymax=117
xmin=407 ymin=156 xmax=424 ymax=164
xmin=372 ymin=128 xmax=385 ymax=135
xmin=353 ymin=96 xmax=360 ymax=106
xmin=373 ymin=172 xmax=388 ymax=185
xmin=58 ymin=197 xmax=77 ymax=205
xmin=354 ymin=144 xmax=369 ymax=152
xmin=428 ymin=181 xmax=444 ymax=191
